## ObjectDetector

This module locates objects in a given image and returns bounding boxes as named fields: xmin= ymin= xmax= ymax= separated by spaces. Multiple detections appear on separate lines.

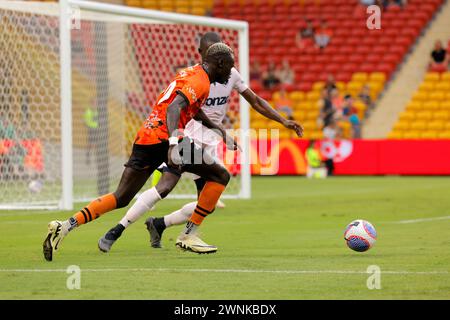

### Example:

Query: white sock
xmin=120 ymin=187 xmax=162 ymax=228
xmin=164 ymin=201 xmax=197 ymax=227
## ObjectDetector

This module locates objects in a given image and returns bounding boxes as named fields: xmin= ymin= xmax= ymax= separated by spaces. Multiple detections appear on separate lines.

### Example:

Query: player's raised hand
xmin=224 ymin=133 xmax=241 ymax=151
xmin=283 ymin=120 xmax=304 ymax=138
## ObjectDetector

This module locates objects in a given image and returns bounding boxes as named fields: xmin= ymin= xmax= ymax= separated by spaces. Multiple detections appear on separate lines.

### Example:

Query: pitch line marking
xmin=393 ymin=215 xmax=450 ymax=224
xmin=0 ymin=268 xmax=448 ymax=275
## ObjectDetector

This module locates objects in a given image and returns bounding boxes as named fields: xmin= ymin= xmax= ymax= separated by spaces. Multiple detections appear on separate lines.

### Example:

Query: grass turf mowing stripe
xmin=0 ymin=268 xmax=448 ymax=275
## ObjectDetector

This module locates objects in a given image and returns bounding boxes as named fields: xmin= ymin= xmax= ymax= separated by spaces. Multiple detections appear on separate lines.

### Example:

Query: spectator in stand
xmin=262 ymin=61 xmax=281 ymax=90
xmin=342 ymin=95 xmax=356 ymax=118
xmin=383 ymin=0 xmax=406 ymax=10
xmin=358 ymin=84 xmax=375 ymax=115
xmin=250 ymin=60 xmax=262 ymax=82
xmin=305 ymin=140 xmax=327 ymax=179
xmin=314 ymin=20 xmax=333 ymax=50
xmin=330 ymin=88 xmax=344 ymax=112
xmin=322 ymin=120 xmax=339 ymax=176
xmin=296 ymin=19 xmax=315 ymax=50
xmin=318 ymin=88 xmax=335 ymax=129
xmin=277 ymin=59 xmax=295 ymax=86
xmin=341 ymin=95 xmax=362 ymax=138
xmin=349 ymin=112 xmax=362 ymax=139
xmin=324 ymin=74 xmax=337 ymax=94
xmin=360 ymin=0 xmax=376 ymax=5
xmin=430 ymin=40 xmax=449 ymax=72
xmin=274 ymin=87 xmax=294 ymax=120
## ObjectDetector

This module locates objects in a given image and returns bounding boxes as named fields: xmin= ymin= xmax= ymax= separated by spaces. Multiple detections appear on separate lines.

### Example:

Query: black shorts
xmin=124 ymin=138 xmax=216 ymax=175
xmin=124 ymin=141 xmax=169 ymax=172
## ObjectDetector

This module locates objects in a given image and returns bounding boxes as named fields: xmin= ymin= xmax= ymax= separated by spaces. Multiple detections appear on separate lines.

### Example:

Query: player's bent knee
xmin=212 ymin=167 xmax=230 ymax=186
xmin=113 ymin=192 xmax=133 ymax=209
xmin=155 ymin=183 xmax=176 ymax=199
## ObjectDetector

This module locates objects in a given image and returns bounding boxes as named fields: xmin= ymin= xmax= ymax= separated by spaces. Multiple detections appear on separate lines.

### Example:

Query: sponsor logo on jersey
xmin=205 ymin=96 xmax=229 ymax=107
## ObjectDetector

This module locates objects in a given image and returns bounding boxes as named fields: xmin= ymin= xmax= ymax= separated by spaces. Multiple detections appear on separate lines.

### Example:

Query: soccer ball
xmin=344 ymin=219 xmax=377 ymax=252
xmin=28 ymin=180 xmax=43 ymax=193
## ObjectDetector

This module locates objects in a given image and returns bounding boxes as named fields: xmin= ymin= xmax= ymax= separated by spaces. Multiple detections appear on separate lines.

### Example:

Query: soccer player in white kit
xmin=145 ymin=32 xmax=303 ymax=249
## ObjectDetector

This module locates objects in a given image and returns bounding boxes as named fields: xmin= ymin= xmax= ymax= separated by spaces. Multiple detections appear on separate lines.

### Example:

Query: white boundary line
xmin=393 ymin=215 xmax=450 ymax=224
xmin=0 ymin=268 xmax=448 ymax=275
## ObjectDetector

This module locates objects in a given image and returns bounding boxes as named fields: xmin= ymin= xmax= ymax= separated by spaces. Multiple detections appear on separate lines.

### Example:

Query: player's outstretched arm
xmin=194 ymin=109 xmax=240 ymax=151
xmin=241 ymin=88 xmax=303 ymax=137
xmin=167 ymin=94 xmax=188 ymax=168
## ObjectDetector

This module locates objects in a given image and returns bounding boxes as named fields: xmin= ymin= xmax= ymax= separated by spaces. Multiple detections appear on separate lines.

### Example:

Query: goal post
xmin=0 ymin=0 xmax=250 ymax=210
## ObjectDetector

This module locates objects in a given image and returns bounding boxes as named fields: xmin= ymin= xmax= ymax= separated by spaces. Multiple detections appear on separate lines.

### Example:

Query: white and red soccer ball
xmin=344 ymin=219 xmax=377 ymax=252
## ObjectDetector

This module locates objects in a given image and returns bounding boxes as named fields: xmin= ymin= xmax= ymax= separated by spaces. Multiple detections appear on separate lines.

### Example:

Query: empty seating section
xmin=389 ymin=72 xmax=450 ymax=139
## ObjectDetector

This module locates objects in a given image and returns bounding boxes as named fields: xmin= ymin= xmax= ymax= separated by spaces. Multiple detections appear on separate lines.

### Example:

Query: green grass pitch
xmin=1 ymin=176 xmax=449 ymax=299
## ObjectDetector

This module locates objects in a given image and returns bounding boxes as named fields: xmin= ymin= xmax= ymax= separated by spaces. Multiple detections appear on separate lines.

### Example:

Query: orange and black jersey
xmin=135 ymin=64 xmax=210 ymax=145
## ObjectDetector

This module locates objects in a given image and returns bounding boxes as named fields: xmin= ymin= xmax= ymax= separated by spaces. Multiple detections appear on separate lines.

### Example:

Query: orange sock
xmin=73 ymin=193 xmax=117 ymax=226
xmin=190 ymin=182 xmax=226 ymax=226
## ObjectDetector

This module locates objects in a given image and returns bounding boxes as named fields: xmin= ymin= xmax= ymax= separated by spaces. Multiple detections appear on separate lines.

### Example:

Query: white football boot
xmin=43 ymin=220 xmax=69 ymax=261
xmin=176 ymin=233 xmax=218 ymax=254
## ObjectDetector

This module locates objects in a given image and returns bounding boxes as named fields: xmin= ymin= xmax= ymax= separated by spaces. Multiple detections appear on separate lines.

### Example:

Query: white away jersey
xmin=184 ymin=67 xmax=248 ymax=147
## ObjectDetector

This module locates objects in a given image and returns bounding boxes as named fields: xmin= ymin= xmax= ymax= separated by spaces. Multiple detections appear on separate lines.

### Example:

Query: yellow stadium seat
xmin=399 ymin=111 xmax=415 ymax=122
xmin=418 ymin=82 xmax=434 ymax=92
xmin=424 ymin=72 xmax=440 ymax=82
xmin=367 ymin=82 xmax=383 ymax=99
xmin=393 ymin=121 xmax=410 ymax=131
xmin=312 ymin=82 xmax=325 ymax=91
xmin=310 ymin=131 xmax=324 ymax=140
xmin=142 ymin=0 xmax=158 ymax=8
xmin=251 ymin=120 xmax=268 ymax=129
xmin=403 ymin=131 xmax=421 ymax=139
xmin=445 ymin=123 xmax=450 ymax=130
xmin=126 ymin=0 xmax=142 ymax=7
xmin=279 ymin=131 xmax=292 ymax=139
xmin=433 ymin=111 xmax=449 ymax=121
xmin=191 ymin=7 xmax=207 ymax=15
xmin=293 ymin=111 xmax=306 ymax=121
xmin=369 ymin=72 xmax=386 ymax=83
xmin=160 ymin=6 xmax=174 ymax=11
xmin=427 ymin=121 xmax=445 ymax=130
xmin=406 ymin=101 xmax=422 ymax=111
xmin=388 ymin=131 xmax=403 ymax=139
xmin=422 ymin=101 xmax=440 ymax=110
xmin=415 ymin=111 xmax=432 ymax=121
xmin=410 ymin=121 xmax=427 ymax=130
xmin=297 ymin=101 xmax=312 ymax=110
xmin=440 ymin=101 xmax=450 ymax=110
xmin=412 ymin=91 xmax=428 ymax=102
xmin=302 ymin=121 xmax=318 ymax=131
xmin=175 ymin=7 xmax=190 ymax=13
xmin=352 ymin=72 xmax=368 ymax=83
xmin=272 ymin=91 xmax=281 ymax=101
xmin=289 ymin=91 xmax=305 ymax=102
xmin=429 ymin=91 xmax=446 ymax=101
xmin=421 ymin=131 xmax=438 ymax=139
xmin=305 ymin=110 xmax=320 ymax=120
xmin=175 ymin=0 xmax=189 ymax=6
xmin=354 ymin=100 xmax=367 ymax=111
xmin=435 ymin=82 xmax=450 ymax=91
xmin=306 ymin=91 xmax=320 ymax=102
xmin=347 ymin=81 xmax=364 ymax=91
xmin=336 ymin=82 xmax=346 ymax=91
xmin=438 ymin=131 xmax=450 ymax=139
xmin=441 ymin=72 xmax=450 ymax=82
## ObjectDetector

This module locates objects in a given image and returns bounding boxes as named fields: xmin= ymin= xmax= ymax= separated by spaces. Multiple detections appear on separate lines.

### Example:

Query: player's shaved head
xmin=198 ymin=32 xmax=222 ymax=60
xmin=203 ymin=42 xmax=234 ymax=85
xmin=200 ymin=32 xmax=222 ymax=47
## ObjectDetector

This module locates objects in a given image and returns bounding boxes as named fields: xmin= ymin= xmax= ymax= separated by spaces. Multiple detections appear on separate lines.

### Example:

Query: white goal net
xmin=0 ymin=0 xmax=250 ymax=210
